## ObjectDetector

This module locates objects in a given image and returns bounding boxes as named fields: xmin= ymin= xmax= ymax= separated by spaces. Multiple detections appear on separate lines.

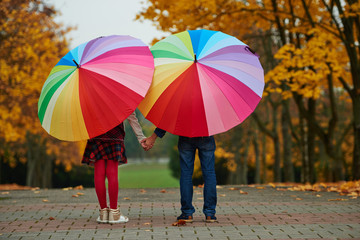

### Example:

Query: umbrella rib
xmin=200 ymin=61 xmax=264 ymax=98
xmin=200 ymin=63 xmax=259 ymax=112
xmin=79 ymin=69 xmax=141 ymax=132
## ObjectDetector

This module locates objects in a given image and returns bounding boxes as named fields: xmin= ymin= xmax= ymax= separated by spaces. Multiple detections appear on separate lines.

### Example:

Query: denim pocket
xmin=199 ymin=137 xmax=216 ymax=151
xmin=178 ymin=137 xmax=194 ymax=151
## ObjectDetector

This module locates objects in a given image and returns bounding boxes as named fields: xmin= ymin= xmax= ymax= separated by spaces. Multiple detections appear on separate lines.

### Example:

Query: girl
xmin=82 ymin=111 xmax=147 ymax=224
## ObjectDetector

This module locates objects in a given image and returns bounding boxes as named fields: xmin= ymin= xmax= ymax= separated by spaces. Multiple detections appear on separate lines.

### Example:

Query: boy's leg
xmin=198 ymin=136 xmax=217 ymax=218
xmin=178 ymin=137 xmax=196 ymax=216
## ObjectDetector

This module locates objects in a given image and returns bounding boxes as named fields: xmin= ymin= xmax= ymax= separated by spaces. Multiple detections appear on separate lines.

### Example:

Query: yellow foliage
xmin=138 ymin=0 xmax=355 ymax=183
xmin=215 ymin=147 xmax=234 ymax=159
xmin=266 ymin=27 xmax=350 ymax=100
xmin=1 ymin=0 xmax=81 ymax=168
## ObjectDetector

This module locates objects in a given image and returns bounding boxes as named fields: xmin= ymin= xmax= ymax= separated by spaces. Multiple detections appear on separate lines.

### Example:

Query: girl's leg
xmin=106 ymin=160 xmax=119 ymax=209
xmin=94 ymin=160 xmax=108 ymax=209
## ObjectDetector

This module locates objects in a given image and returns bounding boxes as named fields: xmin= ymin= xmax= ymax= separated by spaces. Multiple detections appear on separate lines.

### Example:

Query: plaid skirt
xmin=81 ymin=123 xmax=127 ymax=166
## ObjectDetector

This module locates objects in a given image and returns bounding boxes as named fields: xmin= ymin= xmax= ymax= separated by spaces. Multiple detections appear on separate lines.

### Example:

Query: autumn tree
xmin=0 ymin=0 xmax=80 ymax=187
xmin=137 ymin=0 xmax=357 ymax=182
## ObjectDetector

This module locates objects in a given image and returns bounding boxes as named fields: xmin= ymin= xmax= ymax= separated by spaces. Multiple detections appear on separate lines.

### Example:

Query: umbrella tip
xmin=245 ymin=46 xmax=259 ymax=57
xmin=72 ymin=59 xmax=80 ymax=68
xmin=194 ymin=54 xmax=197 ymax=63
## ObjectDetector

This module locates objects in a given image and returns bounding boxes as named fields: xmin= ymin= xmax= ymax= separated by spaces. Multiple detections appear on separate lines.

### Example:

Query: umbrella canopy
xmin=138 ymin=29 xmax=264 ymax=137
xmin=38 ymin=35 xmax=154 ymax=141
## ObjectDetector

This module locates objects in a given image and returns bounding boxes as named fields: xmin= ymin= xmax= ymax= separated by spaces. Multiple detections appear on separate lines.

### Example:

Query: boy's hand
xmin=141 ymin=133 xmax=158 ymax=151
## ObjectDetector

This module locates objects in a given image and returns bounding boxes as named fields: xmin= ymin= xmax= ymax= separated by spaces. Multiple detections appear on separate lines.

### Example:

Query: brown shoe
xmin=205 ymin=215 xmax=217 ymax=223
xmin=96 ymin=208 xmax=109 ymax=223
xmin=108 ymin=208 xmax=129 ymax=224
xmin=177 ymin=214 xmax=193 ymax=223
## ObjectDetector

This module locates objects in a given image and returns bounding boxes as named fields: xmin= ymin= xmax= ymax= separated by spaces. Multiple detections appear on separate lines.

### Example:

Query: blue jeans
xmin=178 ymin=136 xmax=217 ymax=217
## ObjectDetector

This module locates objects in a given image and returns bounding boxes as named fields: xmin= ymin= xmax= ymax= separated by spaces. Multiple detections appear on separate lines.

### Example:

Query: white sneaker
xmin=96 ymin=208 xmax=109 ymax=223
xmin=108 ymin=208 xmax=129 ymax=223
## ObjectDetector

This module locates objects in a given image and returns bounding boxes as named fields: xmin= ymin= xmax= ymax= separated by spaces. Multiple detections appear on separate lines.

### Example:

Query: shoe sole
xmin=205 ymin=220 xmax=216 ymax=223
xmin=183 ymin=219 xmax=193 ymax=223
xmin=96 ymin=217 xmax=108 ymax=224
xmin=109 ymin=220 xmax=129 ymax=224
xmin=97 ymin=220 xmax=108 ymax=224
xmin=177 ymin=218 xmax=193 ymax=223
xmin=109 ymin=217 xmax=129 ymax=224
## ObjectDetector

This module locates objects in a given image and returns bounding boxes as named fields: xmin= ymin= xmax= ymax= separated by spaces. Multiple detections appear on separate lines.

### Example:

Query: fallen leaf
xmin=328 ymin=198 xmax=348 ymax=201
xmin=216 ymin=185 xmax=223 ymax=189
xmin=239 ymin=190 xmax=248 ymax=194
xmin=347 ymin=192 xmax=358 ymax=197
xmin=49 ymin=217 xmax=55 ymax=220
xmin=74 ymin=185 xmax=83 ymax=190
xmin=123 ymin=197 xmax=130 ymax=200
xmin=229 ymin=187 xmax=240 ymax=191
xmin=198 ymin=184 xmax=204 ymax=188
xmin=256 ymin=187 xmax=265 ymax=189
xmin=172 ymin=220 xmax=186 ymax=226
xmin=1 ymin=192 xmax=9 ymax=195
xmin=316 ymin=194 xmax=322 ymax=197
xmin=144 ymin=222 xmax=151 ymax=225
xmin=295 ymin=198 xmax=302 ymax=200
xmin=42 ymin=199 xmax=49 ymax=202
xmin=269 ymin=183 xmax=276 ymax=188
xmin=33 ymin=191 xmax=40 ymax=194
xmin=72 ymin=194 xmax=79 ymax=198
xmin=328 ymin=187 xmax=338 ymax=192
xmin=140 ymin=189 xmax=147 ymax=193
xmin=76 ymin=192 xmax=84 ymax=196
xmin=160 ymin=189 xmax=167 ymax=193
xmin=219 ymin=194 xmax=226 ymax=197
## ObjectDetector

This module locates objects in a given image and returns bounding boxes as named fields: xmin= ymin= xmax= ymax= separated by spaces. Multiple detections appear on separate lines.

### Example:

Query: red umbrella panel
xmin=38 ymin=35 xmax=154 ymax=141
xmin=139 ymin=30 xmax=264 ymax=137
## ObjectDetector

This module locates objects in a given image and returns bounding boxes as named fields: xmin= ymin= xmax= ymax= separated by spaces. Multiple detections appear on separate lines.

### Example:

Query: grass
xmin=118 ymin=162 xmax=179 ymax=188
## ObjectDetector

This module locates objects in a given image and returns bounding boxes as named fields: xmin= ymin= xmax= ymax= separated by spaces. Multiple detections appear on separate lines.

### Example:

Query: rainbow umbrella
xmin=138 ymin=29 xmax=264 ymax=137
xmin=38 ymin=35 xmax=154 ymax=141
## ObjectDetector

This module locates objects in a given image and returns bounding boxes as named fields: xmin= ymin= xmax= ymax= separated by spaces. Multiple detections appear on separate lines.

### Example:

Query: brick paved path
xmin=0 ymin=185 xmax=359 ymax=239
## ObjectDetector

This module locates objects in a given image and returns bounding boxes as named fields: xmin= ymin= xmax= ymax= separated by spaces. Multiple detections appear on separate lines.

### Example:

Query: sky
xmin=46 ymin=0 xmax=166 ymax=49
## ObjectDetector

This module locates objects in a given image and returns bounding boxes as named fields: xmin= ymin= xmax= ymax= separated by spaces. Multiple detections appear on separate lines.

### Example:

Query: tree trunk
xmin=240 ymin=137 xmax=251 ymax=184
xmin=0 ymin=154 xmax=2 ymax=183
xmin=25 ymin=132 xmax=53 ymax=188
xmin=281 ymin=100 xmax=294 ymax=182
xmin=228 ymin=153 xmax=242 ymax=184
xmin=353 ymin=94 xmax=360 ymax=179
xmin=42 ymin=155 xmax=53 ymax=188
xmin=307 ymin=98 xmax=317 ymax=183
xmin=273 ymin=104 xmax=281 ymax=182
xmin=261 ymin=133 xmax=267 ymax=183
xmin=253 ymin=130 xmax=261 ymax=184
xmin=299 ymin=113 xmax=309 ymax=183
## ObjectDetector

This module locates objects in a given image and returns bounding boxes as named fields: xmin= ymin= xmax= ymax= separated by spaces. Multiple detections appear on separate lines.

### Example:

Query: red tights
xmin=94 ymin=159 xmax=118 ymax=209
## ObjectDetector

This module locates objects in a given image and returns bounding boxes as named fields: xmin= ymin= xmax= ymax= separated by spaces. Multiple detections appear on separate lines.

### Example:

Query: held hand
xmin=141 ymin=133 xmax=158 ymax=151
xmin=141 ymin=140 xmax=152 ymax=151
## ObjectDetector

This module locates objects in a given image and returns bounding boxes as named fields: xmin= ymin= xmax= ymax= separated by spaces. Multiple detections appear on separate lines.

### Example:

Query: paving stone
xmin=0 ymin=186 xmax=359 ymax=239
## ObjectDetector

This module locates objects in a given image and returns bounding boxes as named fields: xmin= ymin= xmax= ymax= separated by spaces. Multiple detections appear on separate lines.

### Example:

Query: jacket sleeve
xmin=126 ymin=111 xmax=146 ymax=143
xmin=154 ymin=128 xmax=166 ymax=138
